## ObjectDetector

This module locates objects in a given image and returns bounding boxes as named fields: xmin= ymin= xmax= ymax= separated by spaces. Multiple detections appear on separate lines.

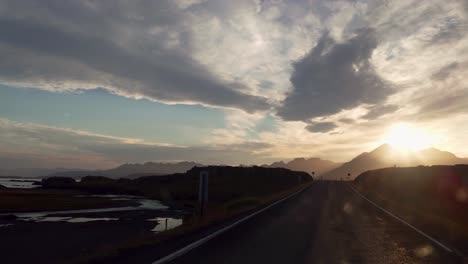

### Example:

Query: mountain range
xmin=0 ymin=162 xmax=203 ymax=179
xmin=46 ymin=161 xmax=203 ymax=179
xmin=323 ymin=144 xmax=468 ymax=180
xmin=263 ymin=158 xmax=341 ymax=175
xmin=1 ymin=145 xmax=466 ymax=179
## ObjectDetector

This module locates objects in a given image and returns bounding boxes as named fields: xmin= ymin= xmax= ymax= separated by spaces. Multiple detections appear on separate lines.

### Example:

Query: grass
xmin=224 ymin=197 xmax=261 ymax=211
xmin=70 ymin=181 xmax=313 ymax=264
xmin=353 ymin=165 xmax=468 ymax=254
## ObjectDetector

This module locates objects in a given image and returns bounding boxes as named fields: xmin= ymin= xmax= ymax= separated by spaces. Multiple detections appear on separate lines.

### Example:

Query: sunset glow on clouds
xmin=0 ymin=0 xmax=467 ymax=168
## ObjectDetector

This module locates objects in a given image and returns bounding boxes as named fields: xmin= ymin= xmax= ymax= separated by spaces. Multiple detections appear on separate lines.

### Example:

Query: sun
xmin=384 ymin=123 xmax=434 ymax=151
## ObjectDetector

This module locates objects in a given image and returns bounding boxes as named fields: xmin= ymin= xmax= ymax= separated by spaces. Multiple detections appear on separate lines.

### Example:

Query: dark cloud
xmin=0 ymin=1 xmax=270 ymax=112
xmin=277 ymin=29 xmax=393 ymax=121
xmin=305 ymin=122 xmax=337 ymax=133
xmin=339 ymin=118 xmax=355 ymax=124
xmin=363 ymin=104 xmax=399 ymax=119
xmin=431 ymin=62 xmax=459 ymax=81
xmin=428 ymin=16 xmax=466 ymax=46
xmin=416 ymin=89 xmax=468 ymax=120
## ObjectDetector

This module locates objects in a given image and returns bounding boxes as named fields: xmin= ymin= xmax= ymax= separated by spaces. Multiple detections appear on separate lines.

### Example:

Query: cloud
xmin=416 ymin=89 xmax=468 ymax=119
xmin=0 ymin=1 xmax=270 ymax=113
xmin=431 ymin=62 xmax=459 ymax=81
xmin=0 ymin=118 xmax=273 ymax=169
xmin=2 ymin=0 xmax=468 ymax=165
xmin=339 ymin=118 xmax=355 ymax=124
xmin=363 ymin=104 xmax=399 ymax=119
xmin=427 ymin=16 xmax=465 ymax=46
xmin=277 ymin=29 xmax=394 ymax=121
xmin=305 ymin=122 xmax=337 ymax=133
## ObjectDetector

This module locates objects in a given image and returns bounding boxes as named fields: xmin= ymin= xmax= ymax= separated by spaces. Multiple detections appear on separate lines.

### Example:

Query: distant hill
xmin=264 ymin=157 xmax=341 ymax=175
xmin=48 ymin=161 xmax=203 ymax=179
xmin=324 ymin=144 xmax=468 ymax=180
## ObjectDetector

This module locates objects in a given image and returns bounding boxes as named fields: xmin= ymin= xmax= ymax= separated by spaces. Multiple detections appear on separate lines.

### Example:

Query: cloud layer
xmin=0 ymin=1 xmax=271 ymax=112
xmin=1 ymin=0 xmax=468 ymax=167
xmin=0 ymin=118 xmax=273 ymax=169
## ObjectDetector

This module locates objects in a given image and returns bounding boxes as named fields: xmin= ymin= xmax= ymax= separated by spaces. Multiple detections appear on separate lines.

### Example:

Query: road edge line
xmin=347 ymin=183 xmax=462 ymax=256
xmin=152 ymin=182 xmax=314 ymax=264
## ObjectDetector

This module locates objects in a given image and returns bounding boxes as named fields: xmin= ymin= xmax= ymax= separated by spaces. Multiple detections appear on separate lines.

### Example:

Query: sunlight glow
xmin=384 ymin=123 xmax=435 ymax=151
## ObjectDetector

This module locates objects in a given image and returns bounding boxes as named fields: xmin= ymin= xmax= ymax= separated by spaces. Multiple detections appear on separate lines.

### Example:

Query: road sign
xmin=199 ymin=171 xmax=209 ymax=217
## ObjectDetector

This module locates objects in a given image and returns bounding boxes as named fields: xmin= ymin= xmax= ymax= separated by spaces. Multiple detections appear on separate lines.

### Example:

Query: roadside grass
xmin=224 ymin=197 xmax=261 ymax=211
xmin=353 ymin=180 xmax=468 ymax=254
xmin=70 ymin=181 xmax=313 ymax=264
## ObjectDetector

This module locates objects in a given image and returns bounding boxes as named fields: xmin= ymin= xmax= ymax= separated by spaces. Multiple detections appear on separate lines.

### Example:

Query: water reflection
xmin=17 ymin=214 xmax=119 ymax=223
xmin=0 ymin=195 xmax=169 ymax=219
xmin=0 ymin=194 xmax=183 ymax=233
xmin=149 ymin=217 xmax=183 ymax=233
xmin=0 ymin=178 xmax=39 ymax=188
xmin=67 ymin=217 xmax=118 ymax=223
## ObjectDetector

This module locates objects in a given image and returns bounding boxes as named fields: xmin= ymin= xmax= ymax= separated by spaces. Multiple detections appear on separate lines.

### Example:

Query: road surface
xmin=164 ymin=181 xmax=462 ymax=264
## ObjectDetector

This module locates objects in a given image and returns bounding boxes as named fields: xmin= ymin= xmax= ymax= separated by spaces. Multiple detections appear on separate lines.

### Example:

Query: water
xmin=17 ymin=214 xmax=119 ymax=223
xmin=67 ymin=217 xmax=118 ymax=223
xmin=0 ymin=178 xmax=40 ymax=188
xmin=149 ymin=217 xmax=183 ymax=233
xmin=75 ymin=194 xmax=143 ymax=200
xmin=0 ymin=196 xmax=169 ymax=218
xmin=0 ymin=194 xmax=180 ymax=234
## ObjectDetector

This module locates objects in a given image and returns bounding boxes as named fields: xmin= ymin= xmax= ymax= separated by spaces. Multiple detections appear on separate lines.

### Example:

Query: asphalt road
xmin=166 ymin=181 xmax=462 ymax=264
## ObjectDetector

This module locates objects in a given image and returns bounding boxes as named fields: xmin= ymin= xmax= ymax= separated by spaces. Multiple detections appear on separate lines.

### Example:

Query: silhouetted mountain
xmin=266 ymin=157 xmax=341 ymax=175
xmin=324 ymin=144 xmax=468 ymax=180
xmin=48 ymin=161 xmax=203 ymax=179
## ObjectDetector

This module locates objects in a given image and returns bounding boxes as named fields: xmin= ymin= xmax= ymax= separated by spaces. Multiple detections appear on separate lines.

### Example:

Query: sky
xmin=0 ymin=0 xmax=468 ymax=169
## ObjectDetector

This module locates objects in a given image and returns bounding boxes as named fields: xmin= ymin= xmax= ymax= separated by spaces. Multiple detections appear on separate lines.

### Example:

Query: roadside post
xmin=199 ymin=170 xmax=209 ymax=218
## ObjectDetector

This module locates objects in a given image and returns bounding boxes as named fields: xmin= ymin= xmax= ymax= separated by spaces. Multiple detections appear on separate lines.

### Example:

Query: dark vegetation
xmin=0 ymin=188 xmax=137 ymax=213
xmin=0 ymin=166 xmax=312 ymax=263
xmin=32 ymin=166 xmax=312 ymax=263
xmin=42 ymin=166 xmax=312 ymax=208
xmin=354 ymin=165 xmax=468 ymax=254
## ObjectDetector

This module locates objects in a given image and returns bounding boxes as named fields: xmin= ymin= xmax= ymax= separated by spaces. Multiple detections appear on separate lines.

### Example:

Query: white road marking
xmin=347 ymin=184 xmax=460 ymax=255
xmin=152 ymin=183 xmax=313 ymax=264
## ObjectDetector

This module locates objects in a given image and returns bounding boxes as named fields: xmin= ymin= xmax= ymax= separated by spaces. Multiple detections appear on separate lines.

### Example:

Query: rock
xmin=41 ymin=177 xmax=77 ymax=189
xmin=80 ymin=176 xmax=114 ymax=185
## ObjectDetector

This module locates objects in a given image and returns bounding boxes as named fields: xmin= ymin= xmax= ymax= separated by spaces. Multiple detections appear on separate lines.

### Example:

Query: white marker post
xmin=199 ymin=171 xmax=209 ymax=218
